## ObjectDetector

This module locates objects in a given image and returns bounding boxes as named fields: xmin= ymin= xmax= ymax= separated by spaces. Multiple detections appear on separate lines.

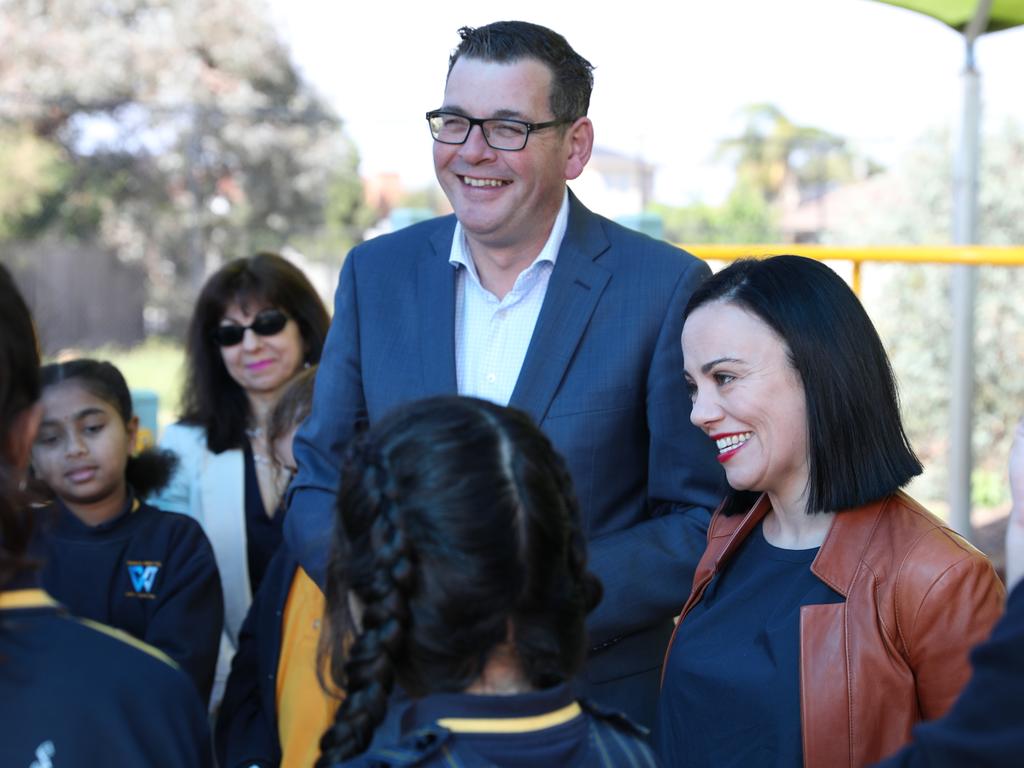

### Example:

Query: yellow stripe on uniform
xmin=0 ymin=589 xmax=59 ymax=610
xmin=77 ymin=617 xmax=178 ymax=667
xmin=438 ymin=701 xmax=582 ymax=734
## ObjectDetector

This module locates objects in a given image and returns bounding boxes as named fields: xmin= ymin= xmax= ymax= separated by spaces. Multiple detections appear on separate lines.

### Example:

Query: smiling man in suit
xmin=286 ymin=20 xmax=723 ymax=727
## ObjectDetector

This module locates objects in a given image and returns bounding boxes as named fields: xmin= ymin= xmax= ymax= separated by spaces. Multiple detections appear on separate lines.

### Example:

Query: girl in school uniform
xmin=31 ymin=359 xmax=223 ymax=705
xmin=0 ymin=265 xmax=211 ymax=767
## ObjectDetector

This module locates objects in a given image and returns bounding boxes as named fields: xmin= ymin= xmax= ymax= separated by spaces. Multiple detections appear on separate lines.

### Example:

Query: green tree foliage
xmin=830 ymin=121 xmax=1024 ymax=504
xmin=652 ymin=179 xmax=779 ymax=244
xmin=0 ymin=128 xmax=71 ymax=240
xmin=0 ymin=0 xmax=369 ymax=324
xmin=652 ymin=104 xmax=881 ymax=245
xmin=715 ymin=103 xmax=880 ymax=204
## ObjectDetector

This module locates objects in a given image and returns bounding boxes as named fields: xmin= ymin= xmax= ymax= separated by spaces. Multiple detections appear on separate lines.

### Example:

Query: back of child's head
xmin=0 ymin=264 xmax=41 ymax=590
xmin=268 ymin=365 xmax=317 ymax=445
xmin=316 ymin=395 xmax=602 ymax=765
xmin=39 ymin=359 xmax=177 ymax=499
xmin=267 ymin=365 xmax=317 ymax=467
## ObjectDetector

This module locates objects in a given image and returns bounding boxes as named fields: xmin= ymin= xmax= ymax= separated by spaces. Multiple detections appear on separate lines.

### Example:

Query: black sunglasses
xmin=212 ymin=308 xmax=290 ymax=347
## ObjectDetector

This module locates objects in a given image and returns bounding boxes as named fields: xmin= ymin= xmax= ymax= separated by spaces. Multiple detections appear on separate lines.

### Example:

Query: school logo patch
xmin=30 ymin=740 xmax=55 ymax=768
xmin=126 ymin=560 xmax=161 ymax=598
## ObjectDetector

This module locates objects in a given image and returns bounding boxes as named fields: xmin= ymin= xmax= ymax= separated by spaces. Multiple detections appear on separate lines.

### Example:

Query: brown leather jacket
xmin=663 ymin=491 xmax=1005 ymax=768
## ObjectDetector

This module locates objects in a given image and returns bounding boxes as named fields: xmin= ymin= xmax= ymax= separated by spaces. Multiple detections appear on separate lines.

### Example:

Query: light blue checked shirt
xmin=450 ymin=190 xmax=570 ymax=406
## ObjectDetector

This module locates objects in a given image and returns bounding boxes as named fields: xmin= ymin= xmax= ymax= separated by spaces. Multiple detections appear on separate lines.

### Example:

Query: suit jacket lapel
xmin=417 ymin=220 xmax=459 ymax=395
xmin=510 ymin=193 xmax=611 ymax=426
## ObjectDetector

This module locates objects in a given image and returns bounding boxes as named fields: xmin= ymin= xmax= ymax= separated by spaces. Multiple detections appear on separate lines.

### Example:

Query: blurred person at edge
xmin=315 ymin=396 xmax=661 ymax=766
xmin=216 ymin=365 xmax=344 ymax=768
xmin=153 ymin=252 xmax=330 ymax=709
xmin=0 ymin=264 xmax=212 ymax=767
xmin=285 ymin=20 xmax=724 ymax=729
xmin=655 ymin=256 xmax=1004 ymax=768
xmin=874 ymin=419 xmax=1024 ymax=768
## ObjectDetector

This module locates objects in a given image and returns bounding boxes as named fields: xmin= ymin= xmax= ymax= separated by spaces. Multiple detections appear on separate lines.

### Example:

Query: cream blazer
xmin=153 ymin=422 xmax=251 ymax=709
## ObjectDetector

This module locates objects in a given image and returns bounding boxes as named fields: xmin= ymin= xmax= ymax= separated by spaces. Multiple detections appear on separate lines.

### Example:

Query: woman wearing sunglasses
xmin=154 ymin=252 xmax=330 ymax=709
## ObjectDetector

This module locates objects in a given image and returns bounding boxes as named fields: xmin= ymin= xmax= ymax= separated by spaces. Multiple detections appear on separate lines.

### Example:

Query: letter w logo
xmin=128 ymin=564 xmax=160 ymax=593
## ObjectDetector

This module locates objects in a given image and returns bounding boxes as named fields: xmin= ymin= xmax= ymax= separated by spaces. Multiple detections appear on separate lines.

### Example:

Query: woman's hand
xmin=1006 ymin=419 xmax=1024 ymax=594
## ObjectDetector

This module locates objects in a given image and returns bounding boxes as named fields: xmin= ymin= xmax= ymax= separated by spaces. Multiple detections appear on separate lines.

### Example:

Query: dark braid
xmin=316 ymin=396 xmax=602 ymax=765
xmin=316 ymin=444 xmax=415 ymax=767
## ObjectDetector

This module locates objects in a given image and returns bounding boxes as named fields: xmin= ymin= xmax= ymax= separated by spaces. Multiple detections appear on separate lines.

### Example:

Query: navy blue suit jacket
xmin=287 ymin=192 xmax=724 ymax=716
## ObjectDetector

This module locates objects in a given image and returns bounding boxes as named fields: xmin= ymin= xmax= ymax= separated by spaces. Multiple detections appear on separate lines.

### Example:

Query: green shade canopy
xmin=875 ymin=0 xmax=1024 ymax=34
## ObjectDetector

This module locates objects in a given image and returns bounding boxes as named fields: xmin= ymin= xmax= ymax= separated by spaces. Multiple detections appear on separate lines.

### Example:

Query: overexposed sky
xmin=267 ymin=0 xmax=1024 ymax=204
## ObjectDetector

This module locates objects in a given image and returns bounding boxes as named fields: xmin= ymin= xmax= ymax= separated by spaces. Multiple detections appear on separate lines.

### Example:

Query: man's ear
xmin=7 ymin=402 xmax=43 ymax=472
xmin=563 ymin=116 xmax=594 ymax=181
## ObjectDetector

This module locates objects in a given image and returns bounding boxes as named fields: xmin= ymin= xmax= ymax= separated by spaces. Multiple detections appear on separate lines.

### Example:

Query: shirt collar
xmin=448 ymin=188 xmax=571 ymax=285
xmin=402 ymin=682 xmax=580 ymax=735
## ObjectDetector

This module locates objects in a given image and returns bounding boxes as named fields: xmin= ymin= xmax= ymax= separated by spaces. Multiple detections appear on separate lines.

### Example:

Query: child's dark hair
xmin=0 ymin=264 xmax=41 ymax=591
xmin=39 ymin=360 xmax=178 ymax=498
xmin=316 ymin=396 xmax=602 ymax=765
xmin=267 ymin=365 xmax=317 ymax=460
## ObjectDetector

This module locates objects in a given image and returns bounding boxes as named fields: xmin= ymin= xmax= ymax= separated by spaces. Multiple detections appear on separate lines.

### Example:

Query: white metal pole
xmin=948 ymin=25 xmax=984 ymax=540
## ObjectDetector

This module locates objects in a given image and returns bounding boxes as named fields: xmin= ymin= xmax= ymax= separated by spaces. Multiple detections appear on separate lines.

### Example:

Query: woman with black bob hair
xmin=656 ymin=256 xmax=1004 ymax=768
xmin=316 ymin=396 xmax=659 ymax=767
xmin=154 ymin=252 xmax=329 ymax=707
xmin=0 ymin=266 xmax=211 ymax=765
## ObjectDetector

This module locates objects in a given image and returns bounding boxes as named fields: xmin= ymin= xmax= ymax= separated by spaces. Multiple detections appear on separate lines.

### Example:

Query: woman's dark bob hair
xmin=683 ymin=255 xmax=922 ymax=516
xmin=180 ymin=253 xmax=330 ymax=453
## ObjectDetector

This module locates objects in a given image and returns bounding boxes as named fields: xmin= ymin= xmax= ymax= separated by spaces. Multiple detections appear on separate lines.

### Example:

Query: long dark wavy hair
xmin=0 ymin=265 xmax=42 ymax=591
xmin=316 ymin=396 xmax=602 ymax=765
xmin=180 ymin=253 xmax=330 ymax=453
xmin=39 ymin=360 xmax=178 ymax=499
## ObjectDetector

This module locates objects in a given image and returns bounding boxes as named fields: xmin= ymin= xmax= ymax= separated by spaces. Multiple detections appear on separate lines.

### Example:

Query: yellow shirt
xmin=276 ymin=566 xmax=341 ymax=768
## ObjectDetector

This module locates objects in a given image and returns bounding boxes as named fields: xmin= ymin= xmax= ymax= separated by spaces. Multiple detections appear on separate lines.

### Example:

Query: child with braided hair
xmin=315 ymin=395 xmax=662 ymax=767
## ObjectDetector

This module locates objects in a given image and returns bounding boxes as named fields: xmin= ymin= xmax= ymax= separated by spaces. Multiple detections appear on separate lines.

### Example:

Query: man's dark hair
xmin=448 ymin=21 xmax=594 ymax=121
xmin=683 ymin=255 xmax=922 ymax=517
xmin=315 ymin=396 xmax=602 ymax=764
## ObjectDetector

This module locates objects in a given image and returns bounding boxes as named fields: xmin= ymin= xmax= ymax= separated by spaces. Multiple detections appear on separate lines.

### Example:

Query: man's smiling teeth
xmin=716 ymin=432 xmax=752 ymax=454
xmin=461 ymin=176 xmax=508 ymax=187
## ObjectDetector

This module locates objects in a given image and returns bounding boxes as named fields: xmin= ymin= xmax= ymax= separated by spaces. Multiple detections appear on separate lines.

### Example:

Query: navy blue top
xmin=0 ymin=582 xmax=212 ymax=767
xmin=37 ymin=493 xmax=223 ymax=704
xmin=655 ymin=521 xmax=844 ymax=767
xmin=216 ymin=547 xmax=295 ymax=768
xmin=243 ymin=441 xmax=285 ymax=594
xmin=339 ymin=683 xmax=661 ymax=767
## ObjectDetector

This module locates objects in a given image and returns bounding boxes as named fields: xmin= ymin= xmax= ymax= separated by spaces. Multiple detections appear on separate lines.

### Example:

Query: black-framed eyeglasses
xmin=212 ymin=308 xmax=290 ymax=347
xmin=425 ymin=110 xmax=572 ymax=151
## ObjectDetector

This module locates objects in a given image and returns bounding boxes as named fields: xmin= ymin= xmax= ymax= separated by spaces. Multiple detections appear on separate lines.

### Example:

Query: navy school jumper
xmin=0 ymin=579 xmax=212 ymax=767
xmin=37 ymin=492 xmax=224 ymax=704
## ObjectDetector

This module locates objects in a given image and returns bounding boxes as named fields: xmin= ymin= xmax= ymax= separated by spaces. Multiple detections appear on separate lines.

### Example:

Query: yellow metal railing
xmin=681 ymin=244 xmax=1024 ymax=295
